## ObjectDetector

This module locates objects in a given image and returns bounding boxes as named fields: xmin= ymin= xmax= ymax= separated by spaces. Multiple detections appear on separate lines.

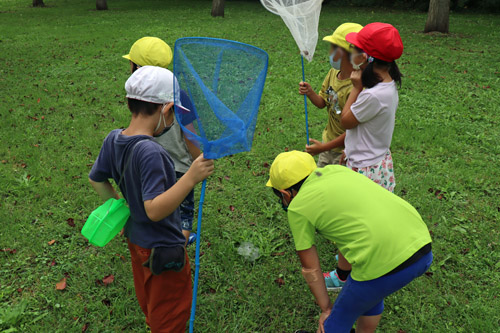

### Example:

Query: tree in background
xmin=424 ymin=0 xmax=450 ymax=33
xmin=96 ymin=0 xmax=108 ymax=10
xmin=211 ymin=0 xmax=225 ymax=17
xmin=32 ymin=0 xmax=44 ymax=7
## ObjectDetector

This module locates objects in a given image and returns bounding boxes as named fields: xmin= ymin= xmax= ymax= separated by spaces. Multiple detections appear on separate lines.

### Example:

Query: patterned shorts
xmin=347 ymin=150 xmax=396 ymax=193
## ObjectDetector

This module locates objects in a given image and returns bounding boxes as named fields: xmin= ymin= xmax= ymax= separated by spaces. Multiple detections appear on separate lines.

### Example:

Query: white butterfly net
xmin=260 ymin=0 xmax=323 ymax=62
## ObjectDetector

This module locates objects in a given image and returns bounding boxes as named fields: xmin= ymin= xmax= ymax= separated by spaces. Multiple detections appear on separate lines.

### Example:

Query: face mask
xmin=329 ymin=49 xmax=341 ymax=70
xmin=350 ymin=52 xmax=365 ymax=70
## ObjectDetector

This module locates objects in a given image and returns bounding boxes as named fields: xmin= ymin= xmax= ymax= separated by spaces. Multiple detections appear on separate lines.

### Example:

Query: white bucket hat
xmin=125 ymin=65 xmax=190 ymax=112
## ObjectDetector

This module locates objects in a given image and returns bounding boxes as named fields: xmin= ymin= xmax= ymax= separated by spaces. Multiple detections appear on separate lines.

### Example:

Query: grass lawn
xmin=1 ymin=0 xmax=499 ymax=331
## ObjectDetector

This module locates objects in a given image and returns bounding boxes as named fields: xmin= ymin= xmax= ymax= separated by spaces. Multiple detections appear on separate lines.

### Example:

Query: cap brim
xmin=266 ymin=178 xmax=273 ymax=187
xmin=345 ymin=32 xmax=362 ymax=49
xmin=122 ymin=54 xmax=132 ymax=61
xmin=175 ymin=103 xmax=191 ymax=113
xmin=322 ymin=35 xmax=335 ymax=44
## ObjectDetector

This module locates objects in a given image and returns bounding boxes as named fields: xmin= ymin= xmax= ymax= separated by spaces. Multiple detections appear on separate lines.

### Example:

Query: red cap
xmin=346 ymin=22 xmax=403 ymax=62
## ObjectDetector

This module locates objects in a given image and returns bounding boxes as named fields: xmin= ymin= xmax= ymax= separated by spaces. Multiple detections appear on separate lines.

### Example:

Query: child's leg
xmin=177 ymin=172 xmax=195 ymax=246
xmin=128 ymin=240 xmax=150 ymax=322
xmin=147 ymin=252 xmax=192 ymax=332
xmin=337 ymin=251 xmax=352 ymax=272
xmin=317 ymin=150 xmax=342 ymax=168
xmin=356 ymin=314 xmax=382 ymax=333
xmin=128 ymin=240 xmax=192 ymax=332
xmin=324 ymin=251 xmax=433 ymax=332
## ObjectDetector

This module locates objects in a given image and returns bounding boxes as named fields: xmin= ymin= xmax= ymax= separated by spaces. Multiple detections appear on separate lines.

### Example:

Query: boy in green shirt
xmin=267 ymin=151 xmax=432 ymax=333
xmin=299 ymin=23 xmax=362 ymax=166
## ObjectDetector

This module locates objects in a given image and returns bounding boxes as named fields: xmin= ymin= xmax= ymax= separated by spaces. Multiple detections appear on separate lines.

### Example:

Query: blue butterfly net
xmin=173 ymin=37 xmax=269 ymax=160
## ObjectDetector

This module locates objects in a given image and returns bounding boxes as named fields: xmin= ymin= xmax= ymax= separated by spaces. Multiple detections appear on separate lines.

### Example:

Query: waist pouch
xmin=142 ymin=245 xmax=186 ymax=275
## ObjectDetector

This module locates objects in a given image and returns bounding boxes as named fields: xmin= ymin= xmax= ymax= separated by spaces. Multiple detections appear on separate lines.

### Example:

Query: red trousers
xmin=128 ymin=240 xmax=192 ymax=333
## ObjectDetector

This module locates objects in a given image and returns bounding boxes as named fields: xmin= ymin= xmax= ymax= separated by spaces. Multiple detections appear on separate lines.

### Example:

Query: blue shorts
xmin=176 ymin=172 xmax=195 ymax=231
xmin=324 ymin=251 xmax=433 ymax=333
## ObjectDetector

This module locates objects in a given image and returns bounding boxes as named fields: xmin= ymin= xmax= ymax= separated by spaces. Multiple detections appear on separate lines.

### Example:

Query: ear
xmin=162 ymin=102 xmax=175 ymax=124
xmin=279 ymin=189 xmax=292 ymax=202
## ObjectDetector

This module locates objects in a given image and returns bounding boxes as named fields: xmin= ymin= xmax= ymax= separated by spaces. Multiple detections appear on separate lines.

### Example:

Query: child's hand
xmin=350 ymin=70 xmax=363 ymax=90
xmin=299 ymin=81 xmax=313 ymax=96
xmin=187 ymin=154 xmax=214 ymax=184
xmin=306 ymin=139 xmax=325 ymax=156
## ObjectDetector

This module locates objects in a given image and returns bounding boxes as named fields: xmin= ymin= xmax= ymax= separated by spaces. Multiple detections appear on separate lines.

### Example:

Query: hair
xmin=131 ymin=62 xmax=139 ymax=73
xmin=354 ymin=47 xmax=403 ymax=89
xmin=127 ymin=98 xmax=161 ymax=116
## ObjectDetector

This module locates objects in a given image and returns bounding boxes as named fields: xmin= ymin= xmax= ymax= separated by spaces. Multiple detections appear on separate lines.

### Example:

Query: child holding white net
xmin=298 ymin=23 xmax=363 ymax=166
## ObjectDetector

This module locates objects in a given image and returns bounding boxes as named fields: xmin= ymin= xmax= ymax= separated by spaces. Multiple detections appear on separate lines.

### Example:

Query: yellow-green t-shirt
xmin=287 ymin=165 xmax=432 ymax=281
xmin=318 ymin=69 xmax=353 ymax=153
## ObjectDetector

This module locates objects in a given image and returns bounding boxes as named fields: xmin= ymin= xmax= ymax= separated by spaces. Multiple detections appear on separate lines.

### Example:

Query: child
xmin=298 ymin=23 xmax=363 ymax=166
xmin=340 ymin=23 xmax=404 ymax=193
xmin=323 ymin=22 xmax=405 ymax=296
xmin=123 ymin=37 xmax=201 ymax=245
xmin=267 ymin=151 xmax=432 ymax=333
xmin=89 ymin=66 xmax=214 ymax=332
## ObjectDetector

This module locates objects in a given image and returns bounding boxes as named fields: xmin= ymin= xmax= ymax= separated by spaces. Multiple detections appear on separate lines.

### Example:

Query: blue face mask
xmin=329 ymin=49 xmax=341 ymax=70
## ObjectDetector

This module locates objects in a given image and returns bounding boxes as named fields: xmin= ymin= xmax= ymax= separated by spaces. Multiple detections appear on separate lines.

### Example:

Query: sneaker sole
xmin=326 ymin=286 xmax=343 ymax=292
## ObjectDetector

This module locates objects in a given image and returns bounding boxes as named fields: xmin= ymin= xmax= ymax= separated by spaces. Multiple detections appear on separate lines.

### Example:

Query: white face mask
xmin=350 ymin=52 xmax=365 ymax=70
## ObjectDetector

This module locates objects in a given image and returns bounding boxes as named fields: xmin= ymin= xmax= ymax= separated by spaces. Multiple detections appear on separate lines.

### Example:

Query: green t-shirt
xmin=287 ymin=165 xmax=432 ymax=281
xmin=318 ymin=69 xmax=353 ymax=153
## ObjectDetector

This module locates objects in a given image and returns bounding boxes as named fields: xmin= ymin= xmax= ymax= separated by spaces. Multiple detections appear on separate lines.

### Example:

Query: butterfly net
xmin=260 ymin=0 xmax=322 ymax=62
xmin=173 ymin=37 xmax=269 ymax=160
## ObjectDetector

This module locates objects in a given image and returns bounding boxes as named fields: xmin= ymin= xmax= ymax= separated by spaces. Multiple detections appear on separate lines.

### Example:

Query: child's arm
xmin=299 ymin=82 xmax=326 ymax=109
xmin=340 ymin=71 xmax=362 ymax=129
xmin=183 ymin=133 xmax=202 ymax=160
xmin=89 ymin=179 xmax=120 ymax=201
xmin=305 ymin=133 xmax=346 ymax=156
xmin=144 ymin=154 xmax=214 ymax=222
xmin=297 ymin=246 xmax=332 ymax=332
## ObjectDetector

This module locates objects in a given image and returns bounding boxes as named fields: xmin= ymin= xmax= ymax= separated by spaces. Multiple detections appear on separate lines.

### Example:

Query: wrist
xmin=321 ymin=300 xmax=333 ymax=312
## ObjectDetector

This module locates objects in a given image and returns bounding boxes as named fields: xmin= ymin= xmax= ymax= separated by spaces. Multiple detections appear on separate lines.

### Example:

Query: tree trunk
xmin=32 ymin=0 xmax=44 ymax=7
xmin=424 ymin=0 xmax=450 ymax=33
xmin=211 ymin=0 xmax=225 ymax=17
xmin=96 ymin=0 xmax=108 ymax=10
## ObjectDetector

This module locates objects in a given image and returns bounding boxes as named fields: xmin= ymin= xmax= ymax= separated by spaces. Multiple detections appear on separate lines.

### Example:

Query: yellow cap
xmin=122 ymin=37 xmax=173 ymax=68
xmin=323 ymin=23 xmax=363 ymax=51
xmin=266 ymin=151 xmax=317 ymax=190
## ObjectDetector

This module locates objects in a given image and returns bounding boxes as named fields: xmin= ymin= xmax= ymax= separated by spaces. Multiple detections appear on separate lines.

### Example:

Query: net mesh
xmin=173 ymin=37 xmax=269 ymax=160
xmin=260 ymin=0 xmax=322 ymax=62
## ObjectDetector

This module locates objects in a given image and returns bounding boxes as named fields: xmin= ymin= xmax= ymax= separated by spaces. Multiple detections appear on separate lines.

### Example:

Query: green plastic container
xmin=81 ymin=198 xmax=130 ymax=247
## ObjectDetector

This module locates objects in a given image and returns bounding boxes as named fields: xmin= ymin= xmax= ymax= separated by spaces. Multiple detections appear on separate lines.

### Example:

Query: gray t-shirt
xmin=154 ymin=119 xmax=192 ymax=174
xmin=345 ymin=81 xmax=398 ymax=168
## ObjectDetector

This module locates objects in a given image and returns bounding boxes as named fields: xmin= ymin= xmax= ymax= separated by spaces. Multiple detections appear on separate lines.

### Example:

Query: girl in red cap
xmin=340 ymin=22 xmax=404 ymax=194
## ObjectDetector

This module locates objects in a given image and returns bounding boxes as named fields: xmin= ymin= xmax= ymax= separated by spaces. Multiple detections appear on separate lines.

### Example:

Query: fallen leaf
xmin=66 ymin=218 xmax=75 ymax=227
xmin=102 ymin=298 xmax=111 ymax=306
xmin=102 ymin=274 xmax=114 ymax=285
xmin=425 ymin=271 xmax=434 ymax=277
xmin=229 ymin=205 xmax=235 ymax=212
xmin=50 ymin=260 xmax=56 ymax=266
xmin=56 ymin=277 xmax=67 ymax=290
xmin=274 ymin=278 xmax=285 ymax=287
xmin=1 ymin=248 xmax=17 ymax=254
xmin=48 ymin=239 xmax=56 ymax=246
xmin=271 ymin=252 xmax=285 ymax=257
xmin=263 ymin=162 xmax=270 ymax=168
xmin=82 ymin=323 xmax=89 ymax=332
xmin=209 ymin=288 xmax=216 ymax=294
xmin=224 ymin=175 xmax=230 ymax=180
xmin=37 ymin=98 xmax=41 ymax=103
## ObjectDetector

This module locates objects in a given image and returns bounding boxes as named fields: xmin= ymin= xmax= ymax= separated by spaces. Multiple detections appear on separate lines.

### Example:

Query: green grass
xmin=1 ymin=0 xmax=499 ymax=332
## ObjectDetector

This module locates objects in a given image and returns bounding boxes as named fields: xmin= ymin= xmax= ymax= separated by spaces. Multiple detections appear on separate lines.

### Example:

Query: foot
xmin=187 ymin=232 xmax=197 ymax=246
xmin=323 ymin=270 xmax=346 ymax=291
